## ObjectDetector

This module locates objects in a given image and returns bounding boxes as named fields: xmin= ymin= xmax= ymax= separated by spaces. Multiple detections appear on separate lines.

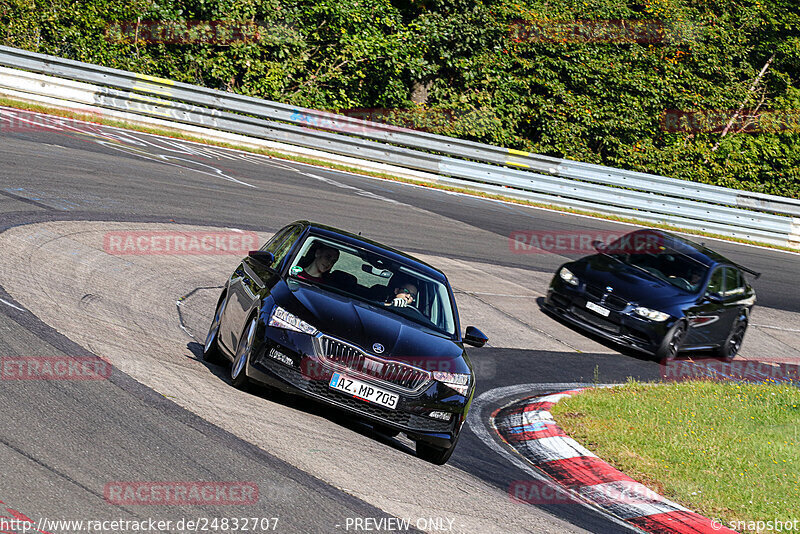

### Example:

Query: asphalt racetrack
xmin=1 ymin=108 xmax=799 ymax=534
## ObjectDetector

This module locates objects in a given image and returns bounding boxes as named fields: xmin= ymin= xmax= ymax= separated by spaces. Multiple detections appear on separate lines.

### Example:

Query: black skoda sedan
xmin=202 ymin=221 xmax=488 ymax=464
xmin=544 ymin=229 xmax=758 ymax=361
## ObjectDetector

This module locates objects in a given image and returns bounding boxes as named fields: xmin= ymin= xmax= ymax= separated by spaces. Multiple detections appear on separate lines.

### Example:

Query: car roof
xmin=294 ymin=221 xmax=448 ymax=282
xmin=629 ymin=229 xmax=740 ymax=269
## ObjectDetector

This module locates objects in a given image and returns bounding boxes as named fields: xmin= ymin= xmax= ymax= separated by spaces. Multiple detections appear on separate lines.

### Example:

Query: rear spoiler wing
xmin=737 ymin=264 xmax=761 ymax=279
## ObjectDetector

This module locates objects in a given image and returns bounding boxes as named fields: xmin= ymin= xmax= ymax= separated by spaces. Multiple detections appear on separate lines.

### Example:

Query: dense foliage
xmin=2 ymin=0 xmax=799 ymax=197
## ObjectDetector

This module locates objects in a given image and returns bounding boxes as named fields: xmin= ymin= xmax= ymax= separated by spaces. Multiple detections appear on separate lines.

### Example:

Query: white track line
xmin=0 ymin=298 xmax=24 ymax=311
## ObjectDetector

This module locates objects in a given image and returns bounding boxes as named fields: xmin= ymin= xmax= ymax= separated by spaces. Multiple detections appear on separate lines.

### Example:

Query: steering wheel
xmin=404 ymin=305 xmax=425 ymax=317
xmin=387 ymin=301 xmax=426 ymax=320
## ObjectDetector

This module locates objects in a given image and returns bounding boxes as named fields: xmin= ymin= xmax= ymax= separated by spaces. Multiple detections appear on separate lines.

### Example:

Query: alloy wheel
xmin=231 ymin=317 xmax=257 ymax=386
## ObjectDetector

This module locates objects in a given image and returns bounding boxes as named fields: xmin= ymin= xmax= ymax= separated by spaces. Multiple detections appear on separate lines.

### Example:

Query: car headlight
xmin=268 ymin=306 xmax=318 ymax=335
xmin=633 ymin=306 xmax=670 ymax=322
xmin=432 ymin=371 xmax=471 ymax=396
xmin=559 ymin=267 xmax=579 ymax=286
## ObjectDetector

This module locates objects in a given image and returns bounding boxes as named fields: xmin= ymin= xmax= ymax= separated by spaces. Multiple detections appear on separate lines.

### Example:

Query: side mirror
xmin=464 ymin=326 xmax=488 ymax=348
xmin=591 ymin=240 xmax=606 ymax=253
xmin=248 ymin=250 xmax=275 ymax=266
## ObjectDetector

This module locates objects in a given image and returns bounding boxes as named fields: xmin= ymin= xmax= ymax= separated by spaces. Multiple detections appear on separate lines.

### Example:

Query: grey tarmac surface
xmin=0 ymin=302 xmax=406 ymax=534
xmin=1 ymin=109 xmax=798 ymax=533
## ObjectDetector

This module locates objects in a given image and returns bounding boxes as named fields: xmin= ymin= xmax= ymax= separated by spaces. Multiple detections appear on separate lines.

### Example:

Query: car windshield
xmin=603 ymin=232 xmax=710 ymax=292
xmin=287 ymin=235 xmax=457 ymax=336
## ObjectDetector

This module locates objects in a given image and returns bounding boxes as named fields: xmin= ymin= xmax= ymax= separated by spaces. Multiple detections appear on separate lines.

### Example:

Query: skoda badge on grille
xmin=372 ymin=343 xmax=385 ymax=354
xmin=606 ymin=286 xmax=613 ymax=292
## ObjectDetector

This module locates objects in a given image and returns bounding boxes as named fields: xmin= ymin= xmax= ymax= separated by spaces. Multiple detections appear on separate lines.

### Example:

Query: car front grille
xmin=570 ymin=305 xmax=621 ymax=334
xmin=585 ymin=285 xmax=629 ymax=311
xmin=255 ymin=357 xmax=452 ymax=432
xmin=313 ymin=335 xmax=430 ymax=393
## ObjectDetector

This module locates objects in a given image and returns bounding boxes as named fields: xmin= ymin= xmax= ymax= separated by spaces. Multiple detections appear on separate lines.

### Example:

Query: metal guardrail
xmin=1 ymin=45 xmax=799 ymax=248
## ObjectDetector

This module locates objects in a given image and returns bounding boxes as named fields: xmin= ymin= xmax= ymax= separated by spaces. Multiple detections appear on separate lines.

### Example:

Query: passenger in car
xmin=297 ymin=245 xmax=340 ymax=282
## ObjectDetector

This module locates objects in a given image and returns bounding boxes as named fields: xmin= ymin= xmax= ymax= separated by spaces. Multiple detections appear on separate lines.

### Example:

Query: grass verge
xmin=551 ymin=381 xmax=800 ymax=527
xmin=1 ymin=95 xmax=798 ymax=254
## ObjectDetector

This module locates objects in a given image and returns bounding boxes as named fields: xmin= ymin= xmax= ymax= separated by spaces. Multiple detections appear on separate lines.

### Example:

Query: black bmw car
xmin=202 ymin=221 xmax=488 ymax=464
xmin=544 ymin=229 xmax=759 ymax=361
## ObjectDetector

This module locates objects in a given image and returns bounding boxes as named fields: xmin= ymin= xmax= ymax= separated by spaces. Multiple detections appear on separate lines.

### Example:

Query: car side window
xmin=271 ymin=226 xmax=303 ymax=267
xmin=706 ymin=268 xmax=724 ymax=295
xmin=723 ymin=267 xmax=745 ymax=296
xmin=257 ymin=225 xmax=302 ymax=269
xmin=260 ymin=225 xmax=295 ymax=253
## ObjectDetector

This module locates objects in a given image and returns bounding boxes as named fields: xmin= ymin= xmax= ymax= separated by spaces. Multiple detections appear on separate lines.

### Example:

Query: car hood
xmin=275 ymin=281 xmax=469 ymax=374
xmin=570 ymin=255 xmax=696 ymax=308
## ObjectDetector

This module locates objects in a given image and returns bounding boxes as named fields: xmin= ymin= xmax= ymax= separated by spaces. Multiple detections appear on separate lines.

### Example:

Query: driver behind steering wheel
xmin=384 ymin=281 xmax=418 ymax=308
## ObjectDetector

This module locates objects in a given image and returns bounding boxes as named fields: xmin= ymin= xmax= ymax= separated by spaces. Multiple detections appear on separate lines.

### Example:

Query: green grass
xmin=551 ymin=381 xmax=800 ymax=525
xmin=1 ymin=95 xmax=799 ymax=254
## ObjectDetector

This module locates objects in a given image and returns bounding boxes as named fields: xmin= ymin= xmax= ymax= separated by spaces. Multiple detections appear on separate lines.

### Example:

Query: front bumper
xmin=246 ymin=328 xmax=468 ymax=449
xmin=545 ymin=279 xmax=674 ymax=355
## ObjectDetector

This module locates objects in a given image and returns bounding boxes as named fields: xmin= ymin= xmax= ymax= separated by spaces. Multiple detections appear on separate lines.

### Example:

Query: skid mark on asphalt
xmin=176 ymin=285 xmax=224 ymax=340
xmin=1 ymin=107 xmax=280 ymax=188
xmin=0 ymin=189 xmax=55 ymax=211
xmin=94 ymin=140 xmax=257 ymax=188
xmin=2 ymin=187 xmax=124 ymax=211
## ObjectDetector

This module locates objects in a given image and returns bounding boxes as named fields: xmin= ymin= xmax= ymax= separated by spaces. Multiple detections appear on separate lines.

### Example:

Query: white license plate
xmin=329 ymin=373 xmax=398 ymax=410
xmin=585 ymin=301 xmax=611 ymax=317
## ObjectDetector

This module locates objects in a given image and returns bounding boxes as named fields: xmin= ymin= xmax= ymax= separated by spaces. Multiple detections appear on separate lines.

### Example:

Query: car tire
xmin=654 ymin=320 xmax=687 ymax=362
xmin=202 ymin=295 xmax=227 ymax=364
xmin=713 ymin=319 xmax=747 ymax=362
xmin=230 ymin=316 xmax=257 ymax=389
xmin=416 ymin=434 xmax=459 ymax=465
